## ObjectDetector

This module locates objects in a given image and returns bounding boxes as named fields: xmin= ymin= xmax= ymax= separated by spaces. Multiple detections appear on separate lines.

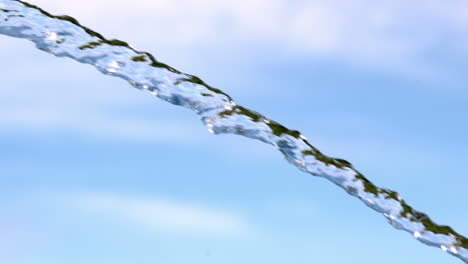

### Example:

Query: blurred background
xmin=1 ymin=0 xmax=467 ymax=263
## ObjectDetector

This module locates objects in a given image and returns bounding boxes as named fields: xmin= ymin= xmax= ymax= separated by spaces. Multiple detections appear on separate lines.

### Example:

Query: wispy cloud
xmin=65 ymin=192 xmax=253 ymax=237
xmin=0 ymin=49 xmax=198 ymax=142
xmin=0 ymin=107 xmax=195 ymax=141
xmin=28 ymin=0 xmax=468 ymax=75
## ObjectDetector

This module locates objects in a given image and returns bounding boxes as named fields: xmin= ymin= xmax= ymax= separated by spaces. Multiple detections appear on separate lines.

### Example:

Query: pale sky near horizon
xmin=1 ymin=0 xmax=468 ymax=263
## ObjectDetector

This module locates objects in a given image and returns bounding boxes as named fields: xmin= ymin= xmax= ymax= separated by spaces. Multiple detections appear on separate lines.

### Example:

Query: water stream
xmin=1 ymin=0 xmax=467 ymax=262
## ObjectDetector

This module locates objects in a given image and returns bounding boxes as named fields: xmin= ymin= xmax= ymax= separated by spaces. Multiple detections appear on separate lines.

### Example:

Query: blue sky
xmin=1 ymin=0 xmax=468 ymax=263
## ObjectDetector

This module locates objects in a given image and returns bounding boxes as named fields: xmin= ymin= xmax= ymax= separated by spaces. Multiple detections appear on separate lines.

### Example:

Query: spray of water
xmin=0 ymin=0 xmax=466 ymax=262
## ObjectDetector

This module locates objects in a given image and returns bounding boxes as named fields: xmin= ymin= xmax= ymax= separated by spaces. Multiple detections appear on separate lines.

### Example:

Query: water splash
xmin=0 ymin=0 xmax=466 ymax=262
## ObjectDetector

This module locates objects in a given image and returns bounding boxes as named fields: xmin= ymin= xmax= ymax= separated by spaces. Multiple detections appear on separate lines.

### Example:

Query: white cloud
xmin=287 ymin=3 xmax=342 ymax=54
xmin=66 ymin=192 xmax=253 ymax=237
xmin=26 ymin=0 xmax=468 ymax=74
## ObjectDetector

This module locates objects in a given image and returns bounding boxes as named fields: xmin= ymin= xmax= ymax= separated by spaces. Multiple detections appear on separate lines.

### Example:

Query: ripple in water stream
xmin=0 ymin=0 xmax=467 ymax=262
